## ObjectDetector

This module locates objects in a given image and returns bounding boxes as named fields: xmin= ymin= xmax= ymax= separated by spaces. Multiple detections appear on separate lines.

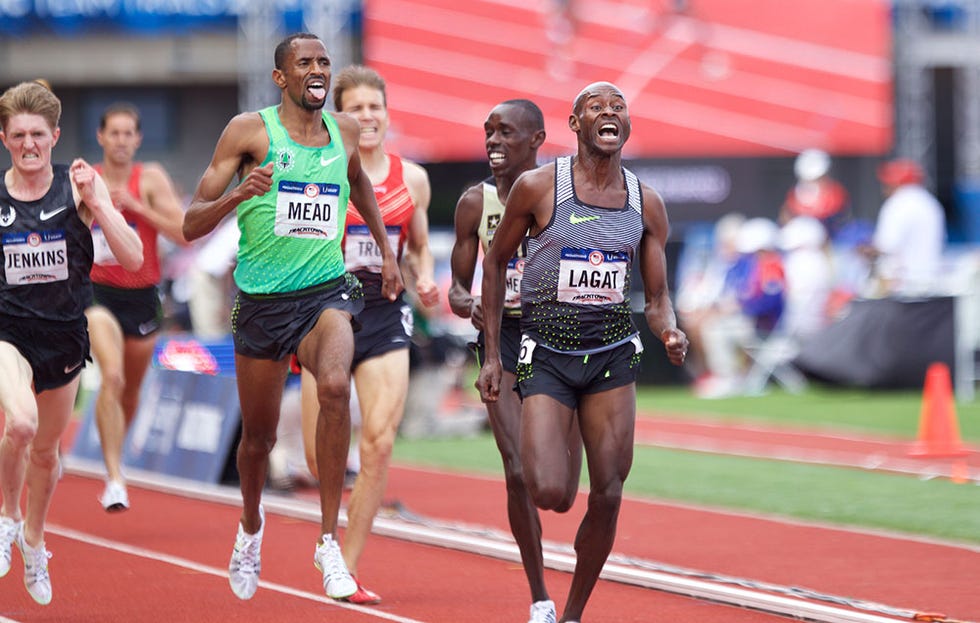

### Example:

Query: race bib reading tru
xmin=91 ymin=222 xmax=138 ymax=266
xmin=274 ymin=180 xmax=341 ymax=239
xmin=505 ymin=256 xmax=524 ymax=309
xmin=344 ymin=224 xmax=401 ymax=272
xmin=2 ymin=230 xmax=69 ymax=284
xmin=557 ymin=248 xmax=629 ymax=305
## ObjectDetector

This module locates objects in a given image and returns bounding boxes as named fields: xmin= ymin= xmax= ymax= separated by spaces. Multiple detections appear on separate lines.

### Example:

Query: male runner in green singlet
xmin=182 ymin=33 xmax=403 ymax=603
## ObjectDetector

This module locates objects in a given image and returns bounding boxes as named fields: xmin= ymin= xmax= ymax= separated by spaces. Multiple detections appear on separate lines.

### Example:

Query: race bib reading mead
xmin=557 ymin=247 xmax=629 ymax=305
xmin=275 ymin=180 xmax=341 ymax=239
xmin=3 ymin=230 xmax=69 ymax=285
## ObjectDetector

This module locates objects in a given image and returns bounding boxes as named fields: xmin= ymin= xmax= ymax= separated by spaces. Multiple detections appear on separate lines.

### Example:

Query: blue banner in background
xmin=0 ymin=0 xmax=324 ymax=36
xmin=70 ymin=367 xmax=242 ymax=484
xmin=69 ymin=336 xmax=243 ymax=483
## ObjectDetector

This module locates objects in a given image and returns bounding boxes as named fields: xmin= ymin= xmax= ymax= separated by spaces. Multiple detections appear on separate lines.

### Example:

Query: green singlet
xmin=234 ymin=106 xmax=350 ymax=294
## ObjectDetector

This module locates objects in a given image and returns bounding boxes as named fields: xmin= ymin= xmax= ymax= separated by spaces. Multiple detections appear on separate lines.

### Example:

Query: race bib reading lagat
xmin=344 ymin=224 xmax=401 ymax=272
xmin=3 ymin=230 xmax=69 ymax=284
xmin=274 ymin=180 xmax=340 ymax=239
xmin=557 ymin=247 xmax=628 ymax=304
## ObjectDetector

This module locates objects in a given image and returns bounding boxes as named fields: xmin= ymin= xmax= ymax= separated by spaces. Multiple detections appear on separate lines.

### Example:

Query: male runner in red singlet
xmin=87 ymin=103 xmax=187 ymax=511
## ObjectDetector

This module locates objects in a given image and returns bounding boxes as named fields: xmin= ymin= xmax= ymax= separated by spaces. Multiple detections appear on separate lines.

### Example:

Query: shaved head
xmin=572 ymin=82 xmax=625 ymax=115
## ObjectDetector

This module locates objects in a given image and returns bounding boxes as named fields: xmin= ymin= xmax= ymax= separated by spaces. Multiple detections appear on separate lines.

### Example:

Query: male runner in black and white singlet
xmin=477 ymin=82 xmax=688 ymax=623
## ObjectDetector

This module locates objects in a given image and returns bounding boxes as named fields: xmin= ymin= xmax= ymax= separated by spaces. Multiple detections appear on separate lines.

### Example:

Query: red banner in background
xmin=364 ymin=0 xmax=893 ymax=161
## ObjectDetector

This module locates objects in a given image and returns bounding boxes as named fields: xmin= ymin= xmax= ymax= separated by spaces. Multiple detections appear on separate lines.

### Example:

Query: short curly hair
xmin=0 ymin=81 xmax=61 ymax=132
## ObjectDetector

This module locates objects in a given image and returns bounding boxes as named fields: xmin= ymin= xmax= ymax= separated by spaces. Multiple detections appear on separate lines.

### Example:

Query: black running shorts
xmin=352 ymin=294 xmax=413 ymax=369
xmin=472 ymin=315 xmax=523 ymax=375
xmin=92 ymin=283 xmax=163 ymax=338
xmin=515 ymin=335 xmax=643 ymax=409
xmin=0 ymin=314 xmax=90 ymax=393
xmin=232 ymin=273 xmax=364 ymax=361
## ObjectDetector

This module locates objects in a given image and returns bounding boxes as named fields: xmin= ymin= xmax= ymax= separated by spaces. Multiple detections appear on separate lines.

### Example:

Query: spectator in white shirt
xmin=868 ymin=159 xmax=946 ymax=296
xmin=779 ymin=216 xmax=835 ymax=340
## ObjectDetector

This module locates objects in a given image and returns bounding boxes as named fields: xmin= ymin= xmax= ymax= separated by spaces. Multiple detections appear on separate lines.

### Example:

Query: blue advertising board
xmin=69 ymin=336 xmax=242 ymax=483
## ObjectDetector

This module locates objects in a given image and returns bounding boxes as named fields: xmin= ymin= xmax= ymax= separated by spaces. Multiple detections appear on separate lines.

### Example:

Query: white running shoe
xmin=17 ymin=534 xmax=52 ymax=605
xmin=313 ymin=534 xmax=356 ymax=599
xmin=99 ymin=480 xmax=130 ymax=512
xmin=528 ymin=599 xmax=557 ymax=623
xmin=228 ymin=505 xmax=264 ymax=600
xmin=0 ymin=517 xmax=22 ymax=578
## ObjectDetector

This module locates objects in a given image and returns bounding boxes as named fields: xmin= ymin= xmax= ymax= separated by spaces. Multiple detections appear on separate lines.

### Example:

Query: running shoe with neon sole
xmin=528 ymin=599 xmax=556 ymax=623
xmin=17 ymin=533 xmax=52 ymax=605
xmin=313 ymin=534 xmax=356 ymax=599
xmin=0 ymin=517 xmax=22 ymax=578
xmin=228 ymin=505 xmax=264 ymax=600
xmin=343 ymin=576 xmax=381 ymax=605
xmin=99 ymin=480 xmax=130 ymax=512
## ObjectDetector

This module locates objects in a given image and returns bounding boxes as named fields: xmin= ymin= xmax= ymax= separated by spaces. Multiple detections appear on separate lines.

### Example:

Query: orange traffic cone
xmin=909 ymin=362 xmax=969 ymax=458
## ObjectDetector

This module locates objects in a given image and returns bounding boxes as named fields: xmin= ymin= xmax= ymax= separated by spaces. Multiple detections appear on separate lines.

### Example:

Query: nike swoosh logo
xmin=321 ymin=154 xmax=341 ymax=167
xmin=569 ymin=213 xmax=600 ymax=224
xmin=64 ymin=361 xmax=82 ymax=374
xmin=40 ymin=206 xmax=69 ymax=221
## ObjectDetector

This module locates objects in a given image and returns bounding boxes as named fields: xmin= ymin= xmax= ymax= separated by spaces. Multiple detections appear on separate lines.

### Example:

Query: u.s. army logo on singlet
xmin=486 ymin=213 xmax=501 ymax=235
xmin=0 ymin=205 xmax=14 ymax=228
xmin=276 ymin=148 xmax=295 ymax=173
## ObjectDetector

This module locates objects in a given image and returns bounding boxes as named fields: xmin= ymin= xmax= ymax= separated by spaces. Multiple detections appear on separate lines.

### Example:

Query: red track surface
xmin=0 ymin=474 xmax=788 ymax=622
xmin=1 ymin=415 xmax=977 ymax=622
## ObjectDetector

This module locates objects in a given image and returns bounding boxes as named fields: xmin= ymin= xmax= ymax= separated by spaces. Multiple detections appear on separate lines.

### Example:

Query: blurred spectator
xmin=780 ymin=148 xmax=850 ymax=240
xmin=827 ymin=218 xmax=875 ymax=306
xmin=865 ymin=159 xmax=947 ymax=296
xmin=676 ymin=212 xmax=745 ymax=379
xmin=696 ymin=217 xmax=786 ymax=397
xmin=778 ymin=216 xmax=835 ymax=340
xmin=730 ymin=218 xmax=786 ymax=333
xmin=185 ymin=215 xmax=239 ymax=338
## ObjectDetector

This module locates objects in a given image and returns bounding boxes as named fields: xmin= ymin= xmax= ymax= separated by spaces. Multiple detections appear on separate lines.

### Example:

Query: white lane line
xmin=43 ymin=523 xmax=427 ymax=623
xmin=635 ymin=432 xmax=980 ymax=484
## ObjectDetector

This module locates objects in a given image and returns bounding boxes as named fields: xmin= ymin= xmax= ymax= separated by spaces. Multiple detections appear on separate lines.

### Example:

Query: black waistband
xmin=239 ymin=273 xmax=348 ymax=302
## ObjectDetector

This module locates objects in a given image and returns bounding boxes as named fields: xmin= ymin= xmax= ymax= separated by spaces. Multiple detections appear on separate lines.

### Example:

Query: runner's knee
xmin=28 ymin=441 xmax=59 ymax=472
xmin=99 ymin=368 xmax=125 ymax=398
xmin=3 ymin=416 xmax=37 ymax=449
xmin=315 ymin=369 xmax=350 ymax=407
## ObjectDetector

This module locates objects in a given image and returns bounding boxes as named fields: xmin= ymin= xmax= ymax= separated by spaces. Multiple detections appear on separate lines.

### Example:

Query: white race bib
xmin=518 ymin=334 xmax=537 ymax=365
xmin=504 ymin=256 xmax=524 ymax=310
xmin=630 ymin=333 xmax=644 ymax=354
xmin=557 ymin=248 xmax=628 ymax=305
xmin=344 ymin=224 xmax=401 ymax=272
xmin=91 ymin=221 xmax=138 ymax=266
xmin=274 ymin=180 xmax=340 ymax=239
xmin=2 ymin=230 xmax=69 ymax=285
